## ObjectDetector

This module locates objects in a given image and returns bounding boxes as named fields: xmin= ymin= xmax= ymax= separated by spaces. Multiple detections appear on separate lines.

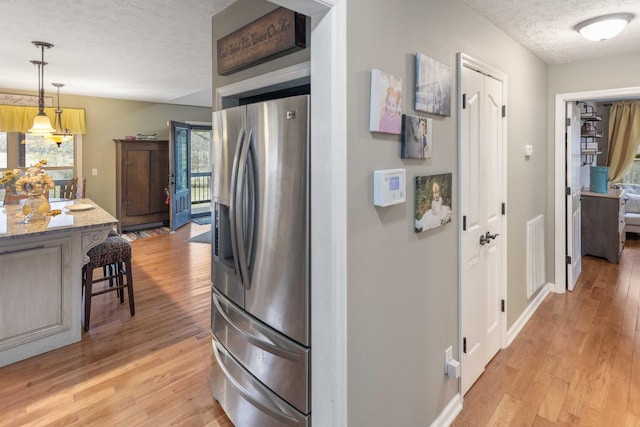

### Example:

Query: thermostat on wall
xmin=373 ymin=169 xmax=406 ymax=207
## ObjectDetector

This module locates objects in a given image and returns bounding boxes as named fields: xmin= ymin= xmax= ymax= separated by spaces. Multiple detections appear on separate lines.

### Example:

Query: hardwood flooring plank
xmin=0 ymin=223 xmax=232 ymax=427
xmin=454 ymin=237 xmax=640 ymax=426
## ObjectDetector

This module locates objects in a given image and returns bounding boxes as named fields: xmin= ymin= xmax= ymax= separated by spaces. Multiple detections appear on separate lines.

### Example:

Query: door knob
xmin=480 ymin=231 xmax=499 ymax=245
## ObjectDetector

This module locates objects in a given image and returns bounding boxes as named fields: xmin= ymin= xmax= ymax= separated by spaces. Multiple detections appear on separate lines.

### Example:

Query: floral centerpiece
xmin=14 ymin=160 xmax=54 ymax=196
xmin=1 ymin=160 xmax=54 ymax=221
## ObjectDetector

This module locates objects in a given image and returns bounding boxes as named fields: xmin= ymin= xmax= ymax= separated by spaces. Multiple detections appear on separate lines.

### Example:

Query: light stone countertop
xmin=0 ymin=198 xmax=118 ymax=241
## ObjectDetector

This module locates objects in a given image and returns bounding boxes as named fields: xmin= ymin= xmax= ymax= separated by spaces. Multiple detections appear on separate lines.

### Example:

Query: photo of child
xmin=415 ymin=173 xmax=452 ymax=233
xmin=415 ymin=53 xmax=451 ymax=117
xmin=401 ymin=115 xmax=432 ymax=159
xmin=369 ymin=69 xmax=403 ymax=135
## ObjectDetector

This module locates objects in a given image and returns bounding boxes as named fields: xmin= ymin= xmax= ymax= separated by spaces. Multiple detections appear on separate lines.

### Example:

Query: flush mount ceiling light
xmin=575 ymin=13 xmax=634 ymax=41
xmin=28 ymin=41 xmax=56 ymax=135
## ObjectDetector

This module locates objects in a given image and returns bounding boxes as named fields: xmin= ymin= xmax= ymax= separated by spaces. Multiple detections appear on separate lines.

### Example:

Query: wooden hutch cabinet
xmin=114 ymin=139 xmax=170 ymax=233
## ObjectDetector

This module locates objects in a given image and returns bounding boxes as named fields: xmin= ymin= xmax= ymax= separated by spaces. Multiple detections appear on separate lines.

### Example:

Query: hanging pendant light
xmin=46 ymin=83 xmax=73 ymax=146
xmin=28 ymin=41 xmax=56 ymax=135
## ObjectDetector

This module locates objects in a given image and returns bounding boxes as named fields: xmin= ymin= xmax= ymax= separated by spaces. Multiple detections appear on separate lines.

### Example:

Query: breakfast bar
xmin=0 ymin=199 xmax=117 ymax=367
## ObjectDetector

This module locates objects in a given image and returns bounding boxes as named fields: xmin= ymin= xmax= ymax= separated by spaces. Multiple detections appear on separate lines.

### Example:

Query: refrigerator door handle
xmin=212 ymin=292 xmax=300 ymax=362
xmin=235 ymin=127 xmax=253 ymax=290
xmin=212 ymin=341 xmax=303 ymax=425
xmin=229 ymin=128 xmax=246 ymax=281
xmin=244 ymin=138 xmax=257 ymax=271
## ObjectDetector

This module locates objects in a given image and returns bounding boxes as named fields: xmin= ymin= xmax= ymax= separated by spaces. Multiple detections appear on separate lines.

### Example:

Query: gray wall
xmin=345 ymin=0 xmax=547 ymax=424
xmin=211 ymin=0 xmax=310 ymax=106
xmin=211 ymin=0 xmax=550 ymax=424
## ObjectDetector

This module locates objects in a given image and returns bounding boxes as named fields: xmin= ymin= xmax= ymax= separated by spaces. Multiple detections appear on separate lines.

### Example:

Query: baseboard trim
xmin=431 ymin=393 xmax=462 ymax=427
xmin=507 ymin=283 xmax=551 ymax=346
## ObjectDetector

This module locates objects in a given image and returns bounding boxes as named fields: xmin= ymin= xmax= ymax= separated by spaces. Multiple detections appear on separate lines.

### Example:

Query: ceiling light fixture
xmin=28 ymin=41 xmax=56 ymax=136
xmin=46 ymin=83 xmax=73 ymax=147
xmin=575 ymin=13 xmax=634 ymax=41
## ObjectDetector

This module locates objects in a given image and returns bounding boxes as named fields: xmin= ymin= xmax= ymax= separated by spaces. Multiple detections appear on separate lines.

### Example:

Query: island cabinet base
xmin=0 ymin=233 xmax=81 ymax=367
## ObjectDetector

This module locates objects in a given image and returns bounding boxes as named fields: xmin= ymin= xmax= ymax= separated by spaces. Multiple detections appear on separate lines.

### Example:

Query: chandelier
xmin=27 ymin=41 xmax=56 ymax=136
xmin=46 ymin=83 xmax=73 ymax=146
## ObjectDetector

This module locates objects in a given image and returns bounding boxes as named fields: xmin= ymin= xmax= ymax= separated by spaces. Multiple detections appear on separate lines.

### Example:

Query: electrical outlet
xmin=445 ymin=346 xmax=453 ymax=374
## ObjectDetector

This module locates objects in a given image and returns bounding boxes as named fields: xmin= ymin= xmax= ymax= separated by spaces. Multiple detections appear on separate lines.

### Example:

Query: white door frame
xmin=457 ymin=53 xmax=508 ymax=391
xmin=215 ymin=1 xmax=348 ymax=425
xmin=553 ymin=86 xmax=640 ymax=294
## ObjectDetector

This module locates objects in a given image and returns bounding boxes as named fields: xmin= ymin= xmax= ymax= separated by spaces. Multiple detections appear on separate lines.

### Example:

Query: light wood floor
xmin=3 ymin=226 xmax=639 ymax=426
xmin=0 ymin=223 xmax=233 ymax=426
xmin=453 ymin=236 xmax=640 ymax=426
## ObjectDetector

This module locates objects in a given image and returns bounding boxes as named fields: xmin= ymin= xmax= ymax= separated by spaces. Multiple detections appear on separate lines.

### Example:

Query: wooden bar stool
xmin=82 ymin=235 xmax=135 ymax=331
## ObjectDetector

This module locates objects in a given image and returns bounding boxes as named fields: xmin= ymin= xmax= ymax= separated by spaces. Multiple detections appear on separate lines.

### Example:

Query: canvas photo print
xmin=415 ymin=53 xmax=452 ymax=117
xmin=415 ymin=173 xmax=453 ymax=233
xmin=401 ymin=115 xmax=432 ymax=159
xmin=369 ymin=69 xmax=403 ymax=135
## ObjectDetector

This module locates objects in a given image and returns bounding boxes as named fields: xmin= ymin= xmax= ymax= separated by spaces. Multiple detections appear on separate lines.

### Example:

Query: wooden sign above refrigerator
xmin=216 ymin=7 xmax=306 ymax=76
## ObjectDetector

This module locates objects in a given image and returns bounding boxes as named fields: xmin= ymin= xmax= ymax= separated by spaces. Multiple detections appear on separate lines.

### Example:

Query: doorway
xmin=168 ymin=121 xmax=212 ymax=231
xmin=553 ymin=87 xmax=640 ymax=293
xmin=458 ymin=53 xmax=508 ymax=395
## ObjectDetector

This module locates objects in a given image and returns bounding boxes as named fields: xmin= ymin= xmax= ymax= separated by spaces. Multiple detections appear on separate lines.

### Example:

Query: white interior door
xmin=460 ymin=59 xmax=505 ymax=395
xmin=567 ymin=103 xmax=582 ymax=291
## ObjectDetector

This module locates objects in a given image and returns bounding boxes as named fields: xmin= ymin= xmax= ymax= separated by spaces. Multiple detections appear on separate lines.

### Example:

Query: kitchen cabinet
xmin=581 ymin=189 xmax=625 ymax=263
xmin=0 ymin=199 xmax=117 ymax=367
xmin=114 ymin=140 xmax=170 ymax=233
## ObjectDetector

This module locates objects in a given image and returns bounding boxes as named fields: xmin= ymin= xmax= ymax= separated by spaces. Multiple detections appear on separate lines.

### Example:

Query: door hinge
xmin=502 ymin=105 xmax=506 ymax=118
xmin=463 ymin=215 xmax=467 ymax=231
xmin=462 ymin=94 xmax=466 ymax=109
xmin=501 ymin=203 xmax=506 ymax=215
xmin=501 ymin=299 xmax=505 ymax=313
xmin=463 ymin=337 xmax=467 ymax=354
xmin=566 ymin=255 xmax=572 ymax=265
xmin=566 ymin=117 xmax=571 ymax=127
xmin=566 ymin=186 xmax=571 ymax=196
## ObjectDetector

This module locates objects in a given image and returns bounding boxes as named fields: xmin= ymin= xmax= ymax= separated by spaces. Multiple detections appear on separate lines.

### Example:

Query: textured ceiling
xmin=1 ymin=1 xmax=639 ymax=108
xmin=459 ymin=0 xmax=640 ymax=65
xmin=0 ymin=0 xmax=235 ymax=107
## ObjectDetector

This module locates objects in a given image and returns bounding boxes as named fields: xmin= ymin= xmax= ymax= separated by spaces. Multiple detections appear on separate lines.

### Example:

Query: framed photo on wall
xmin=401 ymin=114 xmax=432 ymax=159
xmin=415 ymin=173 xmax=453 ymax=233
xmin=415 ymin=53 xmax=451 ymax=117
xmin=369 ymin=69 xmax=403 ymax=135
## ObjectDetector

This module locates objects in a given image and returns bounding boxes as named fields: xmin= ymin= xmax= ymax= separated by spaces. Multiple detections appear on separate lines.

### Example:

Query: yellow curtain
xmin=607 ymin=100 xmax=640 ymax=182
xmin=0 ymin=105 xmax=86 ymax=134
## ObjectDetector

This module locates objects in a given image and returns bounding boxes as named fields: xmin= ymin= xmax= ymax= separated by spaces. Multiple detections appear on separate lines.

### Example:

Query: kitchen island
xmin=0 ymin=199 xmax=117 ymax=367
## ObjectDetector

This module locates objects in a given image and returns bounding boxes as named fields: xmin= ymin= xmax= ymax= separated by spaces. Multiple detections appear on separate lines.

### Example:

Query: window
xmin=0 ymin=133 xmax=6 ymax=169
xmin=0 ymin=132 xmax=77 ymax=202
xmin=621 ymin=143 xmax=640 ymax=184
xmin=22 ymin=134 xmax=75 ymax=181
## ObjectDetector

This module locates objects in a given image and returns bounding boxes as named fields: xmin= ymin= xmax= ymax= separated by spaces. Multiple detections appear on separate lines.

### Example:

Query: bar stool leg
xmin=125 ymin=258 xmax=135 ymax=316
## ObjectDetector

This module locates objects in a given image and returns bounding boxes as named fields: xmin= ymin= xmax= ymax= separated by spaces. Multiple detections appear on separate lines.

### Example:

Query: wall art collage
xmin=369 ymin=53 xmax=453 ymax=232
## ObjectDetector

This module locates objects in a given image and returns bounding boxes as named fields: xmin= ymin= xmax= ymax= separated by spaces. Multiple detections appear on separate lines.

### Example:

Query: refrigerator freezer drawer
xmin=211 ymin=289 xmax=310 ymax=414
xmin=212 ymin=340 xmax=310 ymax=427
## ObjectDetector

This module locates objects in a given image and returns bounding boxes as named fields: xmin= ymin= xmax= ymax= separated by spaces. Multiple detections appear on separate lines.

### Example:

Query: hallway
xmin=453 ymin=236 xmax=640 ymax=425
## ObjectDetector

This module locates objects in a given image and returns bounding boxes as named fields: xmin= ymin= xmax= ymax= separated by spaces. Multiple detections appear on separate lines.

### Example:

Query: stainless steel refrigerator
xmin=210 ymin=94 xmax=310 ymax=427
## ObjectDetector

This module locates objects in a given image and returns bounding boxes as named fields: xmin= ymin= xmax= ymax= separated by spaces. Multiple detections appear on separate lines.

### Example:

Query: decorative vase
xmin=23 ymin=192 xmax=50 ymax=223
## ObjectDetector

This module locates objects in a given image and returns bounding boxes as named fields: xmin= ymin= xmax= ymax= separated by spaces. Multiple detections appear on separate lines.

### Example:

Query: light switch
xmin=524 ymin=145 xmax=533 ymax=158
xmin=92 ymin=168 xmax=98 ymax=176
